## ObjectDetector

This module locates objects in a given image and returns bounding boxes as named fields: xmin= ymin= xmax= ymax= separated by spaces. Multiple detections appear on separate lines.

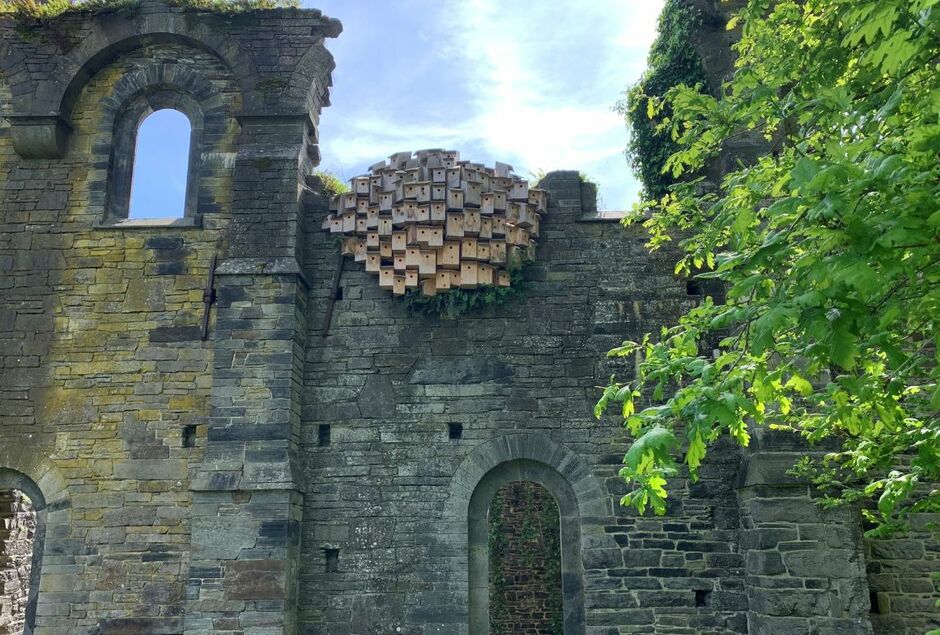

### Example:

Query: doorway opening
xmin=488 ymin=481 xmax=563 ymax=634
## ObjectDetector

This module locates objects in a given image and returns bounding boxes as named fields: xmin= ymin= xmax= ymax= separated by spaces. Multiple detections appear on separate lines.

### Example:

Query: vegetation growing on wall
xmin=0 ymin=0 xmax=296 ymax=21
xmin=487 ymin=482 xmax=562 ymax=635
xmin=616 ymin=0 xmax=708 ymax=200
xmin=401 ymin=261 xmax=529 ymax=320
xmin=599 ymin=0 xmax=940 ymax=534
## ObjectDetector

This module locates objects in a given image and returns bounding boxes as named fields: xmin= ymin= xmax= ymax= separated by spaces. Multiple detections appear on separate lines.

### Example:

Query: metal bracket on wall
xmin=321 ymin=251 xmax=346 ymax=336
xmin=200 ymin=253 xmax=217 ymax=341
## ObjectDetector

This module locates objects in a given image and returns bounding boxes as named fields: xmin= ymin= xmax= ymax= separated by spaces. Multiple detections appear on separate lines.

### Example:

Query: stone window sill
xmin=94 ymin=216 xmax=202 ymax=229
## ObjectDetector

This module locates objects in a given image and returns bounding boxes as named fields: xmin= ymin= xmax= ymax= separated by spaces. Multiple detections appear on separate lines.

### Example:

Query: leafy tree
xmin=599 ymin=0 xmax=940 ymax=530
xmin=616 ymin=0 xmax=708 ymax=200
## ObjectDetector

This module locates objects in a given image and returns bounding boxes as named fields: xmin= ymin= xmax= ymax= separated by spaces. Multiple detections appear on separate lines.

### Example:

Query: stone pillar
xmin=187 ymin=263 xmax=307 ymax=634
xmin=737 ymin=431 xmax=873 ymax=634
xmin=185 ymin=114 xmax=314 ymax=634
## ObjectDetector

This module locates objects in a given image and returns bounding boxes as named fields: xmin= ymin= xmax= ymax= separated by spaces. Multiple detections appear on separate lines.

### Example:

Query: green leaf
xmin=624 ymin=427 xmax=678 ymax=472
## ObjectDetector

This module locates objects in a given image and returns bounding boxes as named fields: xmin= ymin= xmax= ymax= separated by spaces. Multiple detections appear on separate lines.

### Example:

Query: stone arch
xmin=5 ymin=18 xmax=256 ymax=158
xmin=96 ymin=62 xmax=228 ymax=223
xmin=52 ymin=28 xmax=255 ymax=122
xmin=0 ymin=464 xmax=69 ymax=635
xmin=444 ymin=434 xmax=608 ymax=635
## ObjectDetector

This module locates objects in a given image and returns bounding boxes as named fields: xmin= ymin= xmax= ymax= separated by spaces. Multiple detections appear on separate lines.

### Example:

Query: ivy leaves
xmin=603 ymin=0 xmax=940 ymax=529
xmin=616 ymin=0 xmax=708 ymax=200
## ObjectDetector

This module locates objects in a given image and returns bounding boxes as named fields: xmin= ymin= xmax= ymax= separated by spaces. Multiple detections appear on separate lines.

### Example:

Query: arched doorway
xmin=0 ymin=470 xmax=46 ymax=635
xmin=488 ymin=480 xmax=563 ymax=634
xmin=468 ymin=459 xmax=586 ymax=635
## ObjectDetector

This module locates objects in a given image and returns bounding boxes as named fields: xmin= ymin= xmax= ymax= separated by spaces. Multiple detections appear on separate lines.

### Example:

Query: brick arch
xmin=442 ymin=434 xmax=608 ymax=635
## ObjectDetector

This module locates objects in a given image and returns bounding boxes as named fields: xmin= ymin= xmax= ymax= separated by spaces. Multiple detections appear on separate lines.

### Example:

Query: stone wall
xmin=0 ymin=2 xmax=338 ymax=632
xmin=488 ymin=481 xmax=563 ymax=634
xmin=867 ymin=514 xmax=940 ymax=634
xmin=297 ymin=169 xmax=751 ymax=634
xmin=0 ymin=1 xmax=937 ymax=634
xmin=0 ymin=490 xmax=36 ymax=635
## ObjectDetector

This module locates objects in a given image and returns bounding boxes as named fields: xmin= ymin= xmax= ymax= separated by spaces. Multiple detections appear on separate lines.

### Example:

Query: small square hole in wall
xmin=182 ymin=425 xmax=197 ymax=448
xmin=686 ymin=279 xmax=703 ymax=296
xmin=335 ymin=286 xmax=344 ymax=301
xmin=324 ymin=548 xmax=339 ymax=573
xmin=448 ymin=423 xmax=463 ymax=440
xmin=695 ymin=589 xmax=710 ymax=607
xmin=318 ymin=424 xmax=331 ymax=447
xmin=869 ymin=591 xmax=881 ymax=614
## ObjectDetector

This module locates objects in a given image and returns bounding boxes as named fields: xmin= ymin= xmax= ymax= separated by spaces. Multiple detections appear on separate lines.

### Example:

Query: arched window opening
xmin=0 ymin=489 xmax=37 ymax=635
xmin=488 ymin=481 xmax=563 ymax=634
xmin=128 ymin=109 xmax=191 ymax=219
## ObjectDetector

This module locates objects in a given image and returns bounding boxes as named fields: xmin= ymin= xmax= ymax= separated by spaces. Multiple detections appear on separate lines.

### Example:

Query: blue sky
xmin=129 ymin=0 xmax=663 ymax=218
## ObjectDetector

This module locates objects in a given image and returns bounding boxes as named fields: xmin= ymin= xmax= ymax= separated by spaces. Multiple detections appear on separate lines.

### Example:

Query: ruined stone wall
xmin=0 ymin=2 xmax=937 ymax=634
xmin=0 ymin=490 xmax=36 ymax=635
xmin=0 ymin=3 xmax=338 ymax=632
xmin=297 ymin=170 xmax=751 ymax=635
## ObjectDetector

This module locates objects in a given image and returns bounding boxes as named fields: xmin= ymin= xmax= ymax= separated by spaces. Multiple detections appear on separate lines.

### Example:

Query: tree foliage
xmin=616 ymin=0 xmax=708 ymax=200
xmin=601 ymin=0 xmax=940 ymax=534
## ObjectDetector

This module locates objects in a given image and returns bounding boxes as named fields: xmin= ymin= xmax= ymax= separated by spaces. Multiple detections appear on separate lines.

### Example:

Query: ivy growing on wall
xmin=487 ymin=481 xmax=562 ymax=635
xmin=401 ymin=261 xmax=530 ymax=320
xmin=616 ymin=0 xmax=708 ymax=200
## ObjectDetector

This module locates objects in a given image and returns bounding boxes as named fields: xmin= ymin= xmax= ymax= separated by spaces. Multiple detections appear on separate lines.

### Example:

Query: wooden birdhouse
xmin=447 ymin=188 xmax=465 ymax=210
xmin=460 ymin=261 xmax=478 ymax=287
xmin=366 ymin=253 xmax=381 ymax=273
xmin=480 ymin=217 xmax=493 ymax=240
xmin=406 ymin=247 xmax=422 ymax=268
xmin=419 ymin=250 xmax=436 ymax=276
xmin=436 ymin=270 xmax=452 ymax=290
xmin=460 ymin=237 xmax=478 ymax=260
xmin=478 ymin=263 xmax=494 ymax=286
xmin=440 ymin=241 xmax=460 ymax=267
xmin=430 ymin=202 xmax=447 ymax=223
xmin=342 ymin=212 xmax=356 ymax=234
xmin=446 ymin=212 xmax=465 ymax=238
xmin=464 ymin=210 xmax=482 ymax=235
xmin=392 ymin=231 xmax=407 ymax=252
xmin=379 ymin=267 xmax=395 ymax=288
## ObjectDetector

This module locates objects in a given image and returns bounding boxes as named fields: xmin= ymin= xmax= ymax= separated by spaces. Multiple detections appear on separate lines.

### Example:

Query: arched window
xmin=128 ymin=109 xmax=191 ymax=219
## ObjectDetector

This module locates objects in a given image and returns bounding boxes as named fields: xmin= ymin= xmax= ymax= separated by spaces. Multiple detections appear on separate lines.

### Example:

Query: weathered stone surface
xmin=0 ymin=1 xmax=936 ymax=634
xmin=407 ymin=357 xmax=514 ymax=385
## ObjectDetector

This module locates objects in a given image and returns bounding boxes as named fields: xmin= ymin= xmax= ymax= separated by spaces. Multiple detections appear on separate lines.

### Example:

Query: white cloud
xmin=437 ymin=0 xmax=664 ymax=209
xmin=314 ymin=0 xmax=664 ymax=210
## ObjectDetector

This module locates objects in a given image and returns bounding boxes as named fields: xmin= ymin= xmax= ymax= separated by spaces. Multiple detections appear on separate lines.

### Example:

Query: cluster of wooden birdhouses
xmin=322 ymin=149 xmax=547 ymax=297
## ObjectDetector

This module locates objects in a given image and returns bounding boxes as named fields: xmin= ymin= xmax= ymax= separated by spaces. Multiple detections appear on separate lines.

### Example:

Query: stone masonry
xmin=0 ymin=1 xmax=938 ymax=634
xmin=0 ymin=491 xmax=36 ymax=635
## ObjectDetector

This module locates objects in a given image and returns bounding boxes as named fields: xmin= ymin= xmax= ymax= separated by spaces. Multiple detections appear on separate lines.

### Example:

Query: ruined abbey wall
xmin=0 ymin=2 xmax=937 ymax=634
